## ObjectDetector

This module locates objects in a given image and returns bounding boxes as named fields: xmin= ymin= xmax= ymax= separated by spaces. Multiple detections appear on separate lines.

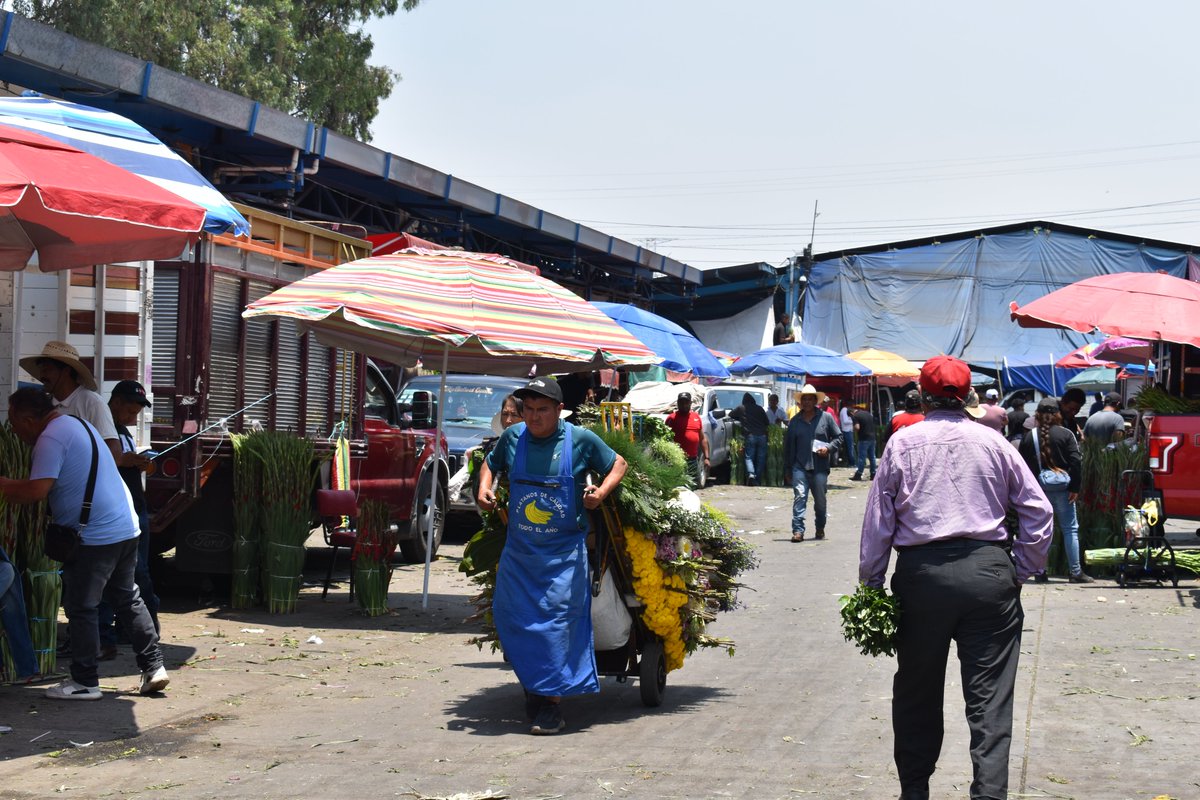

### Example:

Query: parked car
xmin=397 ymin=374 xmax=528 ymax=513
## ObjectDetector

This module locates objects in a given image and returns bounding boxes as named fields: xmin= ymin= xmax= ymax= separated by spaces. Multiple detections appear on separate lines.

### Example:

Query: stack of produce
xmin=353 ymin=499 xmax=397 ymax=616
xmin=1084 ymin=547 xmax=1200 ymax=575
xmin=0 ymin=424 xmax=57 ymax=676
xmin=249 ymin=431 xmax=318 ymax=614
xmin=230 ymin=433 xmax=262 ymax=609
xmin=765 ymin=425 xmax=786 ymax=486
xmin=1076 ymin=437 xmax=1149 ymax=557
xmin=461 ymin=420 xmax=757 ymax=671
xmin=728 ymin=427 xmax=745 ymax=485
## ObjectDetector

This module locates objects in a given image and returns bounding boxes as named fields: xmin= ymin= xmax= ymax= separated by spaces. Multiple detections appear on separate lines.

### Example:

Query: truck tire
xmin=399 ymin=469 xmax=447 ymax=564
xmin=694 ymin=457 xmax=708 ymax=489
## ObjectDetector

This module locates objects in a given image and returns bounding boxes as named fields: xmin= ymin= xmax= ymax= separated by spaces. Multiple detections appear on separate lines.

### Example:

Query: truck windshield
xmin=398 ymin=378 xmax=519 ymax=424
xmin=710 ymin=389 xmax=768 ymax=411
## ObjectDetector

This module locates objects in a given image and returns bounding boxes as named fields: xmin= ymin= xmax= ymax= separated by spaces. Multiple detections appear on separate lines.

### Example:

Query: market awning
xmin=0 ymin=94 xmax=248 ymax=237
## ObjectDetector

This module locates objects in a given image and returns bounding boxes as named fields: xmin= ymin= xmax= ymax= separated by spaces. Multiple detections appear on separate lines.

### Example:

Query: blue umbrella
xmin=592 ymin=302 xmax=730 ymax=378
xmin=728 ymin=342 xmax=871 ymax=377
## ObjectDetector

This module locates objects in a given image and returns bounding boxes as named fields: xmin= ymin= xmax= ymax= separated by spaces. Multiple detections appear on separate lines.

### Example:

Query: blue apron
xmin=493 ymin=424 xmax=598 ymax=697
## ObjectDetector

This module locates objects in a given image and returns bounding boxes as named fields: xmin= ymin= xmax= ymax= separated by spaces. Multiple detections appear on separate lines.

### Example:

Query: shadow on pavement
xmin=443 ymin=681 xmax=728 ymax=736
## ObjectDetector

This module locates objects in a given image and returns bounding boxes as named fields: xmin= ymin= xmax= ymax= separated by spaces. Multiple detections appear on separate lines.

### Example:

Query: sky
xmin=366 ymin=2 xmax=1200 ymax=271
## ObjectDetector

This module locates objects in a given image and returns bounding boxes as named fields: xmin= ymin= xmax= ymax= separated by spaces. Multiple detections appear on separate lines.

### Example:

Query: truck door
xmin=355 ymin=362 xmax=420 ymax=522
xmin=704 ymin=393 xmax=730 ymax=465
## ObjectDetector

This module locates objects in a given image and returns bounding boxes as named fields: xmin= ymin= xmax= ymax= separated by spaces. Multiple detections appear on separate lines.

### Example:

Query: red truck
xmin=1141 ymin=343 xmax=1200 ymax=523
xmin=146 ymin=205 xmax=447 ymax=573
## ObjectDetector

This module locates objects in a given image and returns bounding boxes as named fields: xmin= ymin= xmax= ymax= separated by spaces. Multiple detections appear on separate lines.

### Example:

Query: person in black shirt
xmin=107 ymin=381 xmax=159 ymax=631
xmin=722 ymin=393 xmax=770 ymax=485
xmin=1005 ymin=393 xmax=1029 ymax=443
xmin=850 ymin=404 xmax=877 ymax=481
xmin=1059 ymin=388 xmax=1086 ymax=437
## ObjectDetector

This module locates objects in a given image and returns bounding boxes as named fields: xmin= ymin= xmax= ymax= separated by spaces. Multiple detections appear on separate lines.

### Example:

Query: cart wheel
xmin=639 ymin=638 xmax=667 ymax=707
xmin=1116 ymin=567 xmax=1127 ymax=588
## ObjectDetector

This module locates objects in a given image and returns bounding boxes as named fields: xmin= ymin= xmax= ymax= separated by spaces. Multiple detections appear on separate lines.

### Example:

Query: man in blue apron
xmin=477 ymin=377 xmax=627 ymax=735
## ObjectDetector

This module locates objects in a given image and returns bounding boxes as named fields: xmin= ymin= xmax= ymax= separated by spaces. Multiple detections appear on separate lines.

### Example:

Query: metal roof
xmin=0 ymin=12 xmax=702 ymax=298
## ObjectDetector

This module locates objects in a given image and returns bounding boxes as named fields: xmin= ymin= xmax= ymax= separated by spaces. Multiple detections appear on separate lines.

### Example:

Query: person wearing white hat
xmin=20 ymin=341 xmax=120 ymax=461
xmin=783 ymin=384 xmax=842 ymax=542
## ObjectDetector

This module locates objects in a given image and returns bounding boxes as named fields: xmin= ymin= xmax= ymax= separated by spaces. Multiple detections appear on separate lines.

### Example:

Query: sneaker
xmin=1068 ymin=572 xmax=1095 ymax=584
xmin=790 ymin=532 xmax=805 ymax=542
xmin=1033 ymin=573 xmax=1049 ymax=584
xmin=530 ymin=702 xmax=564 ymax=735
xmin=523 ymin=690 xmax=545 ymax=721
xmin=45 ymin=679 xmax=101 ymax=701
xmin=139 ymin=666 xmax=169 ymax=695
xmin=815 ymin=529 xmax=826 ymax=540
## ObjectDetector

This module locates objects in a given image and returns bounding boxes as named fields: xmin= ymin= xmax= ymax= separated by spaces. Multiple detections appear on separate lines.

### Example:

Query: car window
xmin=365 ymin=369 xmax=396 ymax=424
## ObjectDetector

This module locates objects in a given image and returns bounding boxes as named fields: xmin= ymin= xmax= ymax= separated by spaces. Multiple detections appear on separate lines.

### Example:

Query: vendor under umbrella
xmin=476 ymin=377 xmax=628 ymax=735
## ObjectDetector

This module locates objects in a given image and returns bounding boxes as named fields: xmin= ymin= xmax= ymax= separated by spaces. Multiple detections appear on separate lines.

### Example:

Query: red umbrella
xmin=1054 ymin=342 xmax=1116 ymax=369
xmin=0 ymin=124 xmax=205 ymax=271
xmin=1010 ymin=272 xmax=1200 ymax=349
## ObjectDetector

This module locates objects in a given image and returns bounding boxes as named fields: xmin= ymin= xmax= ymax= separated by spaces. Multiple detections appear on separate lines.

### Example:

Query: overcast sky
xmin=366 ymin=2 xmax=1200 ymax=270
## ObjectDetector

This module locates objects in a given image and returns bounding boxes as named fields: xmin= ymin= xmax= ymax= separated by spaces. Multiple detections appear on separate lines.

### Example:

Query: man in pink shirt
xmin=859 ymin=355 xmax=1052 ymax=800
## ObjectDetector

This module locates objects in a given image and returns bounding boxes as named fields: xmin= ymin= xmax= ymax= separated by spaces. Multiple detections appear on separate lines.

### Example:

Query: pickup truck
xmin=699 ymin=382 xmax=775 ymax=486
xmin=1143 ymin=412 xmax=1200 ymax=521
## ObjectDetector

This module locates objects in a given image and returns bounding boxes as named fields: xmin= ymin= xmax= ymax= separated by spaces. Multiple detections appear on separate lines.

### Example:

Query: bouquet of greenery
xmin=230 ymin=432 xmax=263 ymax=609
xmin=353 ymin=499 xmax=396 ymax=616
xmin=252 ymin=431 xmax=318 ymax=614
xmin=839 ymin=583 xmax=900 ymax=657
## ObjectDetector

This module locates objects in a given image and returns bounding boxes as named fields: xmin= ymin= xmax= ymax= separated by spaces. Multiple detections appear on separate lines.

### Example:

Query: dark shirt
xmin=730 ymin=402 xmax=770 ymax=437
xmin=116 ymin=425 xmax=146 ymax=514
xmin=1018 ymin=424 xmax=1083 ymax=493
xmin=852 ymin=409 xmax=877 ymax=441
xmin=783 ymin=409 xmax=842 ymax=472
xmin=1006 ymin=409 xmax=1028 ymax=440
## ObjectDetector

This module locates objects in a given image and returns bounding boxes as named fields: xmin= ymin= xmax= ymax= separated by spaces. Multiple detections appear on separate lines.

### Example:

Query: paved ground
xmin=1 ymin=467 xmax=1198 ymax=799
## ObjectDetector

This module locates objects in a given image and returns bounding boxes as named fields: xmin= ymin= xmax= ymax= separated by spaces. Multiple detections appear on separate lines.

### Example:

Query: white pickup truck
xmin=624 ymin=380 xmax=774 ymax=486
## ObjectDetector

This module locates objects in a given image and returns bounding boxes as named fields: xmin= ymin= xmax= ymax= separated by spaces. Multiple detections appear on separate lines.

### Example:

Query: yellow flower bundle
xmin=623 ymin=526 xmax=688 ymax=671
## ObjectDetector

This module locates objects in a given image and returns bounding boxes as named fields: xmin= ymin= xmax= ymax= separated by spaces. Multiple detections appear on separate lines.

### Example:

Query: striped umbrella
xmin=0 ymin=95 xmax=249 ymax=236
xmin=245 ymin=248 xmax=658 ymax=607
xmin=244 ymin=248 xmax=657 ymax=375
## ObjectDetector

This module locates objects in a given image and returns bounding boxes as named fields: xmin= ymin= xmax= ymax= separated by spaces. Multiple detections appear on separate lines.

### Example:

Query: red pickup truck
xmin=1143 ymin=412 xmax=1200 ymax=521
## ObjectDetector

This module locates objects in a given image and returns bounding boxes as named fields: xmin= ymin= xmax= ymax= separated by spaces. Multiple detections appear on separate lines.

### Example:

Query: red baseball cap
xmin=919 ymin=355 xmax=972 ymax=401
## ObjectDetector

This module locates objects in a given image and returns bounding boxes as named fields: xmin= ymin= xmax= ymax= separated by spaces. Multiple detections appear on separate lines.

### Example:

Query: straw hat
xmin=796 ymin=384 xmax=827 ymax=404
xmin=963 ymin=388 xmax=986 ymax=419
xmin=19 ymin=341 xmax=97 ymax=391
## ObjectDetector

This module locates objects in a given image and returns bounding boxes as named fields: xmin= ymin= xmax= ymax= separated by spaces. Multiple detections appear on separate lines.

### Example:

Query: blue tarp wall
xmin=804 ymin=226 xmax=1194 ymax=394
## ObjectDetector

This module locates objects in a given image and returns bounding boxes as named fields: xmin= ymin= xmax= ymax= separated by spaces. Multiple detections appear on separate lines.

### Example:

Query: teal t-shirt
xmin=486 ymin=421 xmax=617 ymax=532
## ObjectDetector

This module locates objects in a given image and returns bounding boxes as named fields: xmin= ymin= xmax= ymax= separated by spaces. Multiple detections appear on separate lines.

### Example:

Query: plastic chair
xmin=317 ymin=489 xmax=359 ymax=600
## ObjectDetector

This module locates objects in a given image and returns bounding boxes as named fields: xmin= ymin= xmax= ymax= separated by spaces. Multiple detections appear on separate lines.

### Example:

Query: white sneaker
xmin=139 ymin=666 xmax=169 ymax=695
xmin=45 ymin=679 xmax=102 ymax=701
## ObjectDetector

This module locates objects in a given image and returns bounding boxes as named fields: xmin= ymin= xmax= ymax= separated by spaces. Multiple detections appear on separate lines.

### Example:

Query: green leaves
xmin=15 ymin=0 xmax=416 ymax=139
xmin=838 ymin=584 xmax=900 ymax=658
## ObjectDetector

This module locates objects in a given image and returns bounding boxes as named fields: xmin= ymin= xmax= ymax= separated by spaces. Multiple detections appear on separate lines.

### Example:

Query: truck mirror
xmin=411 ymin=390 xmax=436 ymax=428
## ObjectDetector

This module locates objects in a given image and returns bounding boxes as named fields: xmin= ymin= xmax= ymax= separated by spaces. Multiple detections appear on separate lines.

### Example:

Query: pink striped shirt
xmin=859 ymin=410 xmax=1053 ymax=586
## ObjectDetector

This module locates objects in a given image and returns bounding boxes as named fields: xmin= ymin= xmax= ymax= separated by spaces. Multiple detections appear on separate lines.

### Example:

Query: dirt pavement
xmin=2 ymin=468 xmax=1198 ymax=799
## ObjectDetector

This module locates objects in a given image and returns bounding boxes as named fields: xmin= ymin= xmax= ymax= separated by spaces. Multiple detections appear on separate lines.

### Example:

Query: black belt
xmin=896 ymin=537 xmax=1006 ymax=552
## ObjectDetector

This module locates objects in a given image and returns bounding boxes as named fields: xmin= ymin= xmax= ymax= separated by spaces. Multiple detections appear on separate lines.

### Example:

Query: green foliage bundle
xmin=839 ymin=584 xmax=900 ymax=658
xmin=230 ymin=433 xmax=261 ymax=609
xmin=0 ymin=423 xmax=56 ymax=677
xmin=1077 ymin=438 xmax=1149 ymax=553
xmin=247 ymin=431 xmax=319 ymax=613
xmin=353 ymin=499 xmax=395 ymax=616
xmin=635 ymin=414 xmax=676 ymax=447
xmin=765 ymin=425 xmax=785 ymax=486
xmin=1132 ymin=385 xmax=1200 ymax=413
xmin=590 ymin=425 xmax=690 ymax=534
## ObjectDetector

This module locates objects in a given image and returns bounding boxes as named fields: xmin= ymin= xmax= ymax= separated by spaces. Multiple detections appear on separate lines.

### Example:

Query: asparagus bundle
xmin=766 ymin=425 xmax=785 ymax=486
xmin=0 ymin=424 xmax=58 ymax=676
xmin=251 ymin=431 xmax=318 ymax=614
xmin=230 ymin=433 xmax=263 ymax=608
xmin=729 ymin=428 xmax=745 ymax=485
xmin=353 ymin=499 xmax=396 ymax=616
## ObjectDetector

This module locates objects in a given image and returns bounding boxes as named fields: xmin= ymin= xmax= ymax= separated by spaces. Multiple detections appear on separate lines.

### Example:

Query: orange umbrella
xmin=845 ymin=348 xmax=919 ymax=387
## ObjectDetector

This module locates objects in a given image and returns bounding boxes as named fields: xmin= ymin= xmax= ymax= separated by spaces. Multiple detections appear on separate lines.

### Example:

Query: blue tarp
xmin=804 ymin=227 xmax=1193 ymax=384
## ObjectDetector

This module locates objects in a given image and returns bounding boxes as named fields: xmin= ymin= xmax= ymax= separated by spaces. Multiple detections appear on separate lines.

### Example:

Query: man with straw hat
xmin=783 ymin=384 xmax=842 ymax=542
xmin=20 ymin=341 xmax=120 ymax=461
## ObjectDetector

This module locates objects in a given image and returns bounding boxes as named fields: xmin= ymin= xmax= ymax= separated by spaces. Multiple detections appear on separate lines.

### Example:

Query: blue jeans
xmin=1042 ymin=483 xmax=1082 ymax=575
xmin=791 ymin=468 xmax=829 ymax=535
xmin=841 ymin=431 xmax=854 ymax=466
xmin=62 ymin=538 xmax=162 ymax=688
xmin=855 ymin=439 xmax=877 ymax=477
xmin=0 ymin=551 xmax=38 ymax=678
xmin=744 ymin=434 xmax=767 ymax=483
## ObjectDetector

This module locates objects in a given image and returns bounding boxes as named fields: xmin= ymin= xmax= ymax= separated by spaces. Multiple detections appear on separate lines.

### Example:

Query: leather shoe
xmin=1068 ymin=572 xmax=1095 ymax=584
xmin=1033 ymin=572 xmax=1049 ymax=583
xmin=98 ymin=644 xmax=119 ymax=662
xmin=815 ymin=529 xmax=825 ymax=540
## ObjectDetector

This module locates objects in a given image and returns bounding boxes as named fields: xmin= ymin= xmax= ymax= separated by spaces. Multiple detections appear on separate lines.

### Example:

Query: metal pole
xmin=421 ymin=344 xmax=449 ymax=609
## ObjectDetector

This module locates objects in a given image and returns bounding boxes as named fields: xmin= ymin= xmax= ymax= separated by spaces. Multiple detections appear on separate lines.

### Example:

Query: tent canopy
xmin=804 ymin=224 xmax=1194 ymax=367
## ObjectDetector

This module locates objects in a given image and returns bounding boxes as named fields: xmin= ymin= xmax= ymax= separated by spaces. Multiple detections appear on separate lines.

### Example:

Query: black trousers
xmin=890 ymin=539 xmax=1023 ymax=800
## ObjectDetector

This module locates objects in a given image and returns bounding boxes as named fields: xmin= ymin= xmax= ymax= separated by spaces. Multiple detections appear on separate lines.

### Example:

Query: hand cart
xmin=1115 ymin=470 xmax=1178 ymax=588
xmin=588 ymin=499 xmax=668 ymax=707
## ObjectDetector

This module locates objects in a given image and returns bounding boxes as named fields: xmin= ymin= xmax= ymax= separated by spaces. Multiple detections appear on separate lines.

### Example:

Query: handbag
xmin=1032 ymin=428 xmax=1071 ymax=486
xmin=42 ymin=416 xmax=99 ymax=564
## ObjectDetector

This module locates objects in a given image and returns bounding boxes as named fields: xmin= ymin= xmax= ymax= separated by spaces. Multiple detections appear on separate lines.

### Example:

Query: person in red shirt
xmin=889 ymin=389 xmax=926 ymax=436
xmin=665 ymin=392 xmax=709 ymax=487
